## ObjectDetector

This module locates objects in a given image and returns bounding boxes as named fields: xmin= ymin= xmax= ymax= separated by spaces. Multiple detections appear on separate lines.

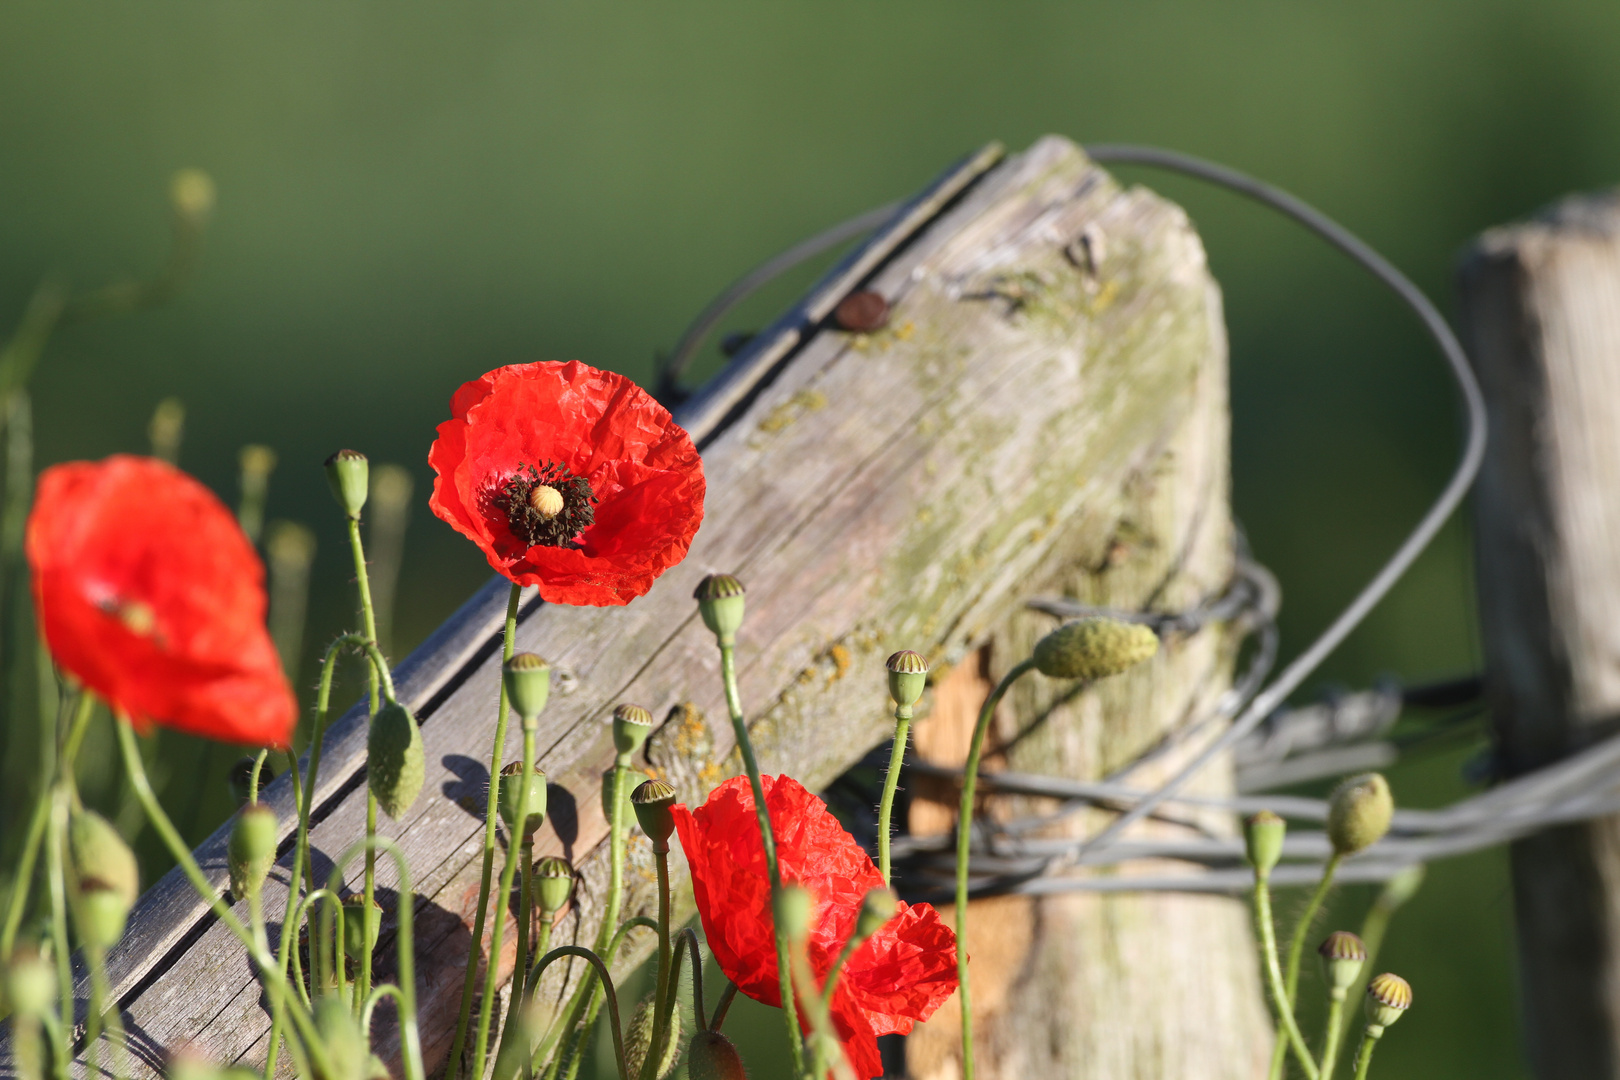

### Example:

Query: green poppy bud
xmin=686 ymin=1031 xmax=748 ymax=1080
xmin=624 ymin=994 xmax=682 ymax=1080
xmin=315 ymin=993 xmax=368 ymax=1080
xmin=228 ymin=803 xmax=279 ymax=902
xmin=503 ymin=653 xmax=551 ymax=725
xmin=774 ymin=885 xmax=814 ymax=942
xmin=1031 ymin=617 xmax=1158 ymax=680
xmin=1317 ymin=931 xmax=1367 ymax=1000
xmin=342 ymin=896 xmax=383 ymax=964
xmin=3 ymin=947 xmax=56 ymax=1017
xmin=534 ymin=856 xmax=574 ymax=914
xmin=498 ymin=760 xmax=548 ymax=837
xmin=1364 ymin=972 xmax=1412 ymax=1034
xmin=631 ymin=779 xmax=677 ymax=848
xmin=324 ymin=449 xmax=369 ymax=520
xmin=612 ymin=703 xmax=653 ymax=759
xmin=1326 ymin=773 xmax=1394 ymax=855
xmin=694 ymin=574 xmax=746 ymax=646
xmin=368 ymin=701 xmax=425 ymax=820
xmin=70 ymin=810 xmax=139 ymax=913
xmin=885 ymin=651 xmax=929 ymax=712
xmin=1243 ymin=810 xmax=1286 ymax=876
xmin=170 ymin=168 xmax=217 ymax=227
xmin=856 ymin=887 xmax=899 ymax=940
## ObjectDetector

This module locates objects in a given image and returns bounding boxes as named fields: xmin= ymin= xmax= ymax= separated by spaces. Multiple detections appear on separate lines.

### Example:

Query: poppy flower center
xmin=498 ymin=462 xmax=596 ymax=548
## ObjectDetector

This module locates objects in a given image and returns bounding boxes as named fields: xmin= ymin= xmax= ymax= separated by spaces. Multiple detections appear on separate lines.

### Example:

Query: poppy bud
xmin=315 ymin=994 xmax=368 ymax=1080
xmin=534 ymin=856 xmax=574 ymax=914
xmin=1365 ymin=972 xmax=1412 ymax=1033
xmin=342 ymin=896 xmax=383 ymax=964
xmin=1318 ymin=931 xmax=1367 ymax=999
xmin=70 ymin=810 xmax=139 ymax=913
xmin=694 ymin=574 xmax=746 ymax=646
xmin=228 ymin=803 xmax=279 ymax=901
xmin=856 ymin=888 xmax=899 ymax=940
xmin=624 ymin=994 xmax=682 ymax=1080
xmin=1031 ymin=617 xmax=1158 ymax=680
xmin=170 ymin=168 xmax=217 ymax=228
xmin=503 ymin=653 xmax=551 ymax=725
xmin=687 ymin=1030 xmax=747 ymax=1080
xmin=1327 ymin=773 xmax=1394 ymax=855
xmin=632 ymin=779 xmax=677 ymax=848
xmin=885 ymin=651 xmax=929 ymax=712
xmin=498 ymin=761 xmax=548 ymax=836
xmin=1243 ymin=810 xmax=1286 ymax=876
xmin=773 ymin=885 xmax=814 ymax=942
xmin=74 ymin=879 xmax=132 ymax=950
xmin=3 ymin=947 xmax=56 ymax=1017
xmin=368 ymin=701 xmax=425 ymax=819
xmin=324 ymin=449 xmax=369 ymax=520
xmin=612 ymin=703 xmax=653 ymax=759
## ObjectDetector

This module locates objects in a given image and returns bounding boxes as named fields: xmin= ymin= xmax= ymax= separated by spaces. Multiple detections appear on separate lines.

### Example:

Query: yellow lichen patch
xmin=827 ymin=643 xmax=852 ymax=684
xmin=1090 ymin=279 xmax=1121 ymax=314
xmin=756 ymin=388 xmax=829 ymax=433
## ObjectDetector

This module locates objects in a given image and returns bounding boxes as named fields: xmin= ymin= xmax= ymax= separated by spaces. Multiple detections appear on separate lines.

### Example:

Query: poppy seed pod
xmin=503 ymin=653 xmax=551 ymax=725
xmin=1365 ymin=972 xmax=1412 ymax=1032
xmin=228 ymin=802 xmax=279 ymax=901
xmin=1327 ymin=773 xmax=1394 ymax=855
xmin=69 ymin=810 xmax=139 ymax=912
xmin=1243 ymin=810 xmax=1286 ymax=876
xmin=3 ymin=947 xmax=55 ymax=1017
xmin=774 ymin=885 xmax=814 ymax=942
xmin=534 ymin=856 xmax=574 ymax=914
xmin=1031 ymin=618 xmax=1158 ymax=680
xmin=342 ymin=896 xmax=383 ymax=963
xmin=632 ymin=778 xmax=678 ymax=847
xmin=612 ymin=703 xmax=653 ymax=758
xmin=885 ymin=651 xmax=929 ymax=712
xmin=324 ymin=449 xmax=369 ymax=519
xmin=368 ymin=701 xmax=425 ymax=819
xmin=1318 ymin=931 xmax=1368 ymax=999
xmin=856 ymin=888 xmax=899 ymax=940
xmin=498 ymin=760 xmax=549 ymax=836
xmin=625 ymin=995 xmax=682 ymax=1080
xmin=694 ymin=574 xmax=746 ymax=645
xmin=686 ymin=1031 xmax=748 ymax=1080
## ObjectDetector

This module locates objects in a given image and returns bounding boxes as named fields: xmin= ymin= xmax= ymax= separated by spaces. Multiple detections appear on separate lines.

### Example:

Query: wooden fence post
xmin=24 ymin=136 xmax=1271 ymax=1079
xmin=1460 ymin=191 xmax=1620 ymax=1080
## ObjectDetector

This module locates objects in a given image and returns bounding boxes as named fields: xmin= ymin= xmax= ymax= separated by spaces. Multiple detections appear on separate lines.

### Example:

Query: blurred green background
xmin=6 ymin=2 xmax=1620 ymax=1076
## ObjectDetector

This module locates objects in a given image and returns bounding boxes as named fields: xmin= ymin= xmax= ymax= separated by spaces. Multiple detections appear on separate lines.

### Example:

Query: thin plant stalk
xmin=473 ymin=726 xmax=539 ymax=1079
xmin=499 ymin=834 xmax=536 ymax=1061
xmin=674 ymin=928 xmax=706 ymax=1034
xmin=718 ymin=639 xmax=804 ymax=1075
xmin=637 ymin=845 xmax=673 ymax=1080
xmin=876 ymin=702 xmax=912 ymax=885
xmin=1332 ymin=868 xmax=1424 ymax=1069
xmin=45 ymin=792 xmax=73 ymax=1077
xmin=327 ymin=836 xmax=425 ymax=1080
xmin=530 ymin=947 xmax=630 ymax=1080
xmin=710 ymin=982 xmax=739 ymax=1032
xmin=448 ymin=581 xmax=524 ymax=1080
xmin=1253 ymin=870 xmax=1320 ymax=1080
xmin=1321 ymin=996 xmax=1348 ymax=1080
xmin=1351 ymin=1030 xmax=1380 ymax=1080
xmin=84 ymin=942 xmax=131 ymax=1080
xmin=954 ymin=657 xmax=1036 ymax=1080
xmin=1270 ymin=853 xmax=1343 ymax=1080
xmin=346 ymin=515 xmax=383 ymax=1008
xmin=535 ymin=918 xmax=658 ymax=1079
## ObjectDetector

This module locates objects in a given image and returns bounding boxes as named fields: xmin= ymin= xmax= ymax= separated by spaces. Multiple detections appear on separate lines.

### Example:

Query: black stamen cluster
xmin=499 ymin=461 xmax=596 ymax=548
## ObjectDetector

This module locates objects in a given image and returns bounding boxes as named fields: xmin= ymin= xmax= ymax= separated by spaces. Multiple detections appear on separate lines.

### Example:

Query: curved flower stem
xmin=674 ymin=928 xmax=705 ymax=1035
xmin=535 ymin=918 xmax=658 ymax=1079
xmin=531 ymin=947 xmax=630 ymax=1080
xmin=877 ymin=703 xmax=912 ymax=885
xmin=248 ymin=747 xmax=269 ymax=805
xmin=114 ymin=715 xmax=333 ymax=1078
xmin=360 ymin=983 xmax=407 ymax=1040
xmin=955 ymin=657 xmax=1036 ymax=1080
xmin=1321 ymin=996 xmax=1347 ymax=1080
xmin=327 ymin=836 xmax=425 ymax=1080
xmin=287 ymin=888 xmax=342 ymax=1008
xmin=709 ymin=982 xmax=739 ymax=1033
xmin=718 ymin=639 xmax=804 ymax=1076
xmin=1270 ymin=853 xmax=1342 ymax=1080
xmin=637 ymin=845 xmax=673 ymax=1080
xmin=449 ymin=581 xmax=524 ymax=1080
xmin=474 ymin=724 xmax=538 ymax=1079
xmin=1351 ymin=1029 xmax=1381 ymax=1080
xmin=1254 ymin=870 xmax=1320 ymax=1080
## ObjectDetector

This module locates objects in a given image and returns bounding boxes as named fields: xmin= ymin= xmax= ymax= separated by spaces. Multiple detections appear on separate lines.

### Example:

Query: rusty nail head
xmin=834 ymin=290 xmax=890 ymax=333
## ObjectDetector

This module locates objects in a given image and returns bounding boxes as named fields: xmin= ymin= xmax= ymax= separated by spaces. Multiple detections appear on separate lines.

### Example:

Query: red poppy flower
xmin=673 ymin=775 xmax=959 ymax=1078
xmin=427 ymin=360 xmax=704 ymax=607
xmin=27 ymin=455 xmax=296 ymax=748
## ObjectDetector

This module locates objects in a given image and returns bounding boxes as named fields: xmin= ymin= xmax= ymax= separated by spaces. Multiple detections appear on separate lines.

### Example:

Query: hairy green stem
xmin=877 ymin=705 xmax=912 ymax=885
xmin=535 ymin=918 xmax=658 ymax=1079
xmin=1352 ymin=1030 xmax=1380 ymax=1080
xmin=497 ymin=836 xmax=536 ymax=1065
xmin=1254 ymin=872 xmax=1320 ymax=1080
xmin=1270 ymin=853 xmax=1342 ymax=1080
xmin=327 ymin=837 xmax=424 ymax=1080
xmin=347 ymin=516 xmax=383 ymax=1009
xmin=710 ymin=982 xmax=739 ymax=1033
xmin=532 ymin=947 xmax=630 ymax=1080
xmin=448 ymin=581 xmax=524 ymax=1080
xmin=474 ymin=724 xmax=538 ymax=1079
xmin=1321 ymin=996 xmax=1347 ymax=1080
xmin=45 ymin=792 xmax=72 ymax=1079
xmin=718 ymin=640 xmax=803 ymax=1075
xmin=638 ymin=846 xmax=673 ymax=1080
xmin=955 ymin=657 xmax=1036 ymax=1080
xmin=1 ymin=693 xmax=91 ymax=960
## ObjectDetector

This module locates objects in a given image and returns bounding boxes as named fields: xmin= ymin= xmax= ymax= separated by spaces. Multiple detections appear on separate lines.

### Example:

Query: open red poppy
xmin=427 ymin=360 xmax=705 ymax=607
xmin=673 ymin=775 xmax=959 ymax=1078
xmin=27 ymin=455 xmax=296 ymax=748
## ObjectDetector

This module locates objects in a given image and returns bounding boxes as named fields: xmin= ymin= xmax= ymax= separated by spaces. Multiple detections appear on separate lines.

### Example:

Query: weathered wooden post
xmin=1460 ymin=191 xmax=1620 ymax=1080
xmin=35 ymin=135 xmax=1269 ymax=1079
